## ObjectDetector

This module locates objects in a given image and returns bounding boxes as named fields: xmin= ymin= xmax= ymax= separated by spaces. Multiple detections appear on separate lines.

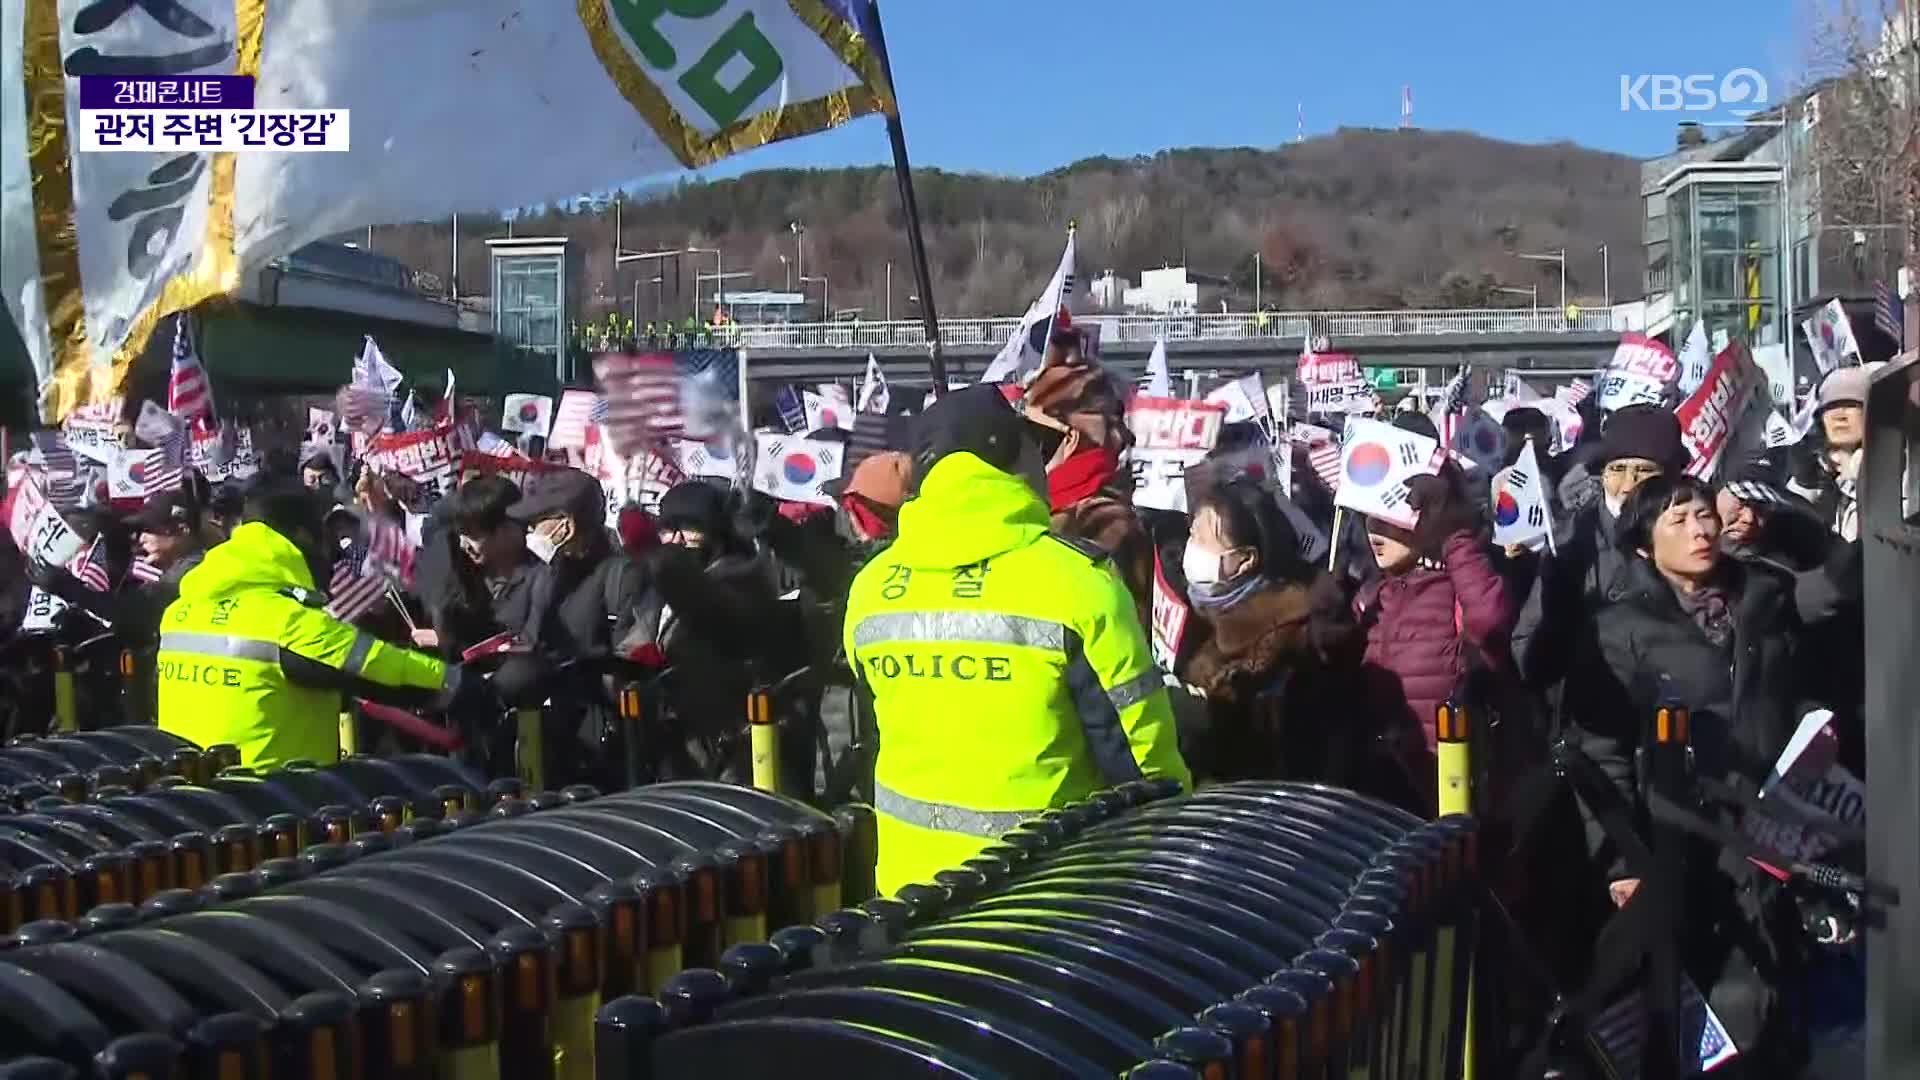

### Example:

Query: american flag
xmin=167 ymin=314 xmax=215 ymax=433
xmin=128 ymin=558 xmax=164 ymax=584
xmin=846 ymin=410 xmax=894 ymax=473
xmin=361 ymin=514 xmax=416 ymax=587
xmin=594 ymin=351 xmax=686 ymax=449
xmin=1433 ymin=365 xmax=1471 ymax=447
xmin=1875 ymin=280 xmax=1906 ymax=344
xmin=548 ymin=389 xmax=600 ymax=450
xmin=70 ymin=536 xmax=112 ymax=592
xmin=773 ymin=385 xmax=807 ymax=433
xmin=1307 ymin=442 xmax=1343 ymax=492
xmin=29 ymin=433 xmax=84 ymax=510
xmin=336 ymin=385 xmax=389 ymax=436
xmin=325 ymin=559 xmax=386 ymax=622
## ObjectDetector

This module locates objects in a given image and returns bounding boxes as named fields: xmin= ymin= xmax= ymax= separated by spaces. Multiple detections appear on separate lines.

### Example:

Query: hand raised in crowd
xmin=1407 ymin=465 xmax=1480 ymax=551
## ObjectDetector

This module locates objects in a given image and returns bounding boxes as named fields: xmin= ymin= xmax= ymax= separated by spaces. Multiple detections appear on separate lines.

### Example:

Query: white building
xmin=1123 ymin=267 xmax=1199 ymax=315
xmin=1087 ymin=271 xmax=1130 ymax=310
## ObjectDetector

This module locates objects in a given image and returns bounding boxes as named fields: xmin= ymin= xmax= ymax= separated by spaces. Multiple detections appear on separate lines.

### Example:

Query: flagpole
xmin=865 ymin=1 xmax=948 ymax=393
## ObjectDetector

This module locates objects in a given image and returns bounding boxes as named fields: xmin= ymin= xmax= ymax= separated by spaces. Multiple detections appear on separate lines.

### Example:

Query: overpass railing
xmin=726 ymin=307 xmax=1622 ymax=350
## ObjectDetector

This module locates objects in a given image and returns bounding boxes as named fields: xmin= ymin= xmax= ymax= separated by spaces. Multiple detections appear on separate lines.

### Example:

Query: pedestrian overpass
xmin=728 ymin=307 xmax=1629 ymax=387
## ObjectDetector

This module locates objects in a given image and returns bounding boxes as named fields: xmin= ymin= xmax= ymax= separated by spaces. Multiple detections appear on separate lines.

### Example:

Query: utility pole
xmin=1599 ymin=243 xmax=1611 ymax=307
xmin=450 ymin=212 xmax=459 ymax=302
xmin=1520 ymin=249 xmax=1567 ymax=312
xmin=1254 ymin=250 xmax=1261 ymax=312
xmin=886 ymin=260 xmax=893 ymax=321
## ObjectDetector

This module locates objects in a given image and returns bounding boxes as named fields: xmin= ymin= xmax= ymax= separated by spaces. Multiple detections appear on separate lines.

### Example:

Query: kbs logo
xmin=1619 ymin=69 xmax=1769 ymax=113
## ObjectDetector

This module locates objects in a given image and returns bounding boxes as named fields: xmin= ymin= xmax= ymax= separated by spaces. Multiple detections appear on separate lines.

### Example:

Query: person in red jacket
xmin=1354 ymin=463 xmax=1515 ymax=814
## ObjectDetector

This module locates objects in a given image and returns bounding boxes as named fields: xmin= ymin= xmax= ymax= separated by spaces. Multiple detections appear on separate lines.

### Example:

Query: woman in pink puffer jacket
xmin=1353 ymin=466 xmax=1515 ymax=814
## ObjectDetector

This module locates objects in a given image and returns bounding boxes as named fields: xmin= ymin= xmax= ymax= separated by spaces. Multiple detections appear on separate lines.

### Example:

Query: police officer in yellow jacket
xmin=845 ymin=386 xmax=1191 ymax=893
xmin=157 ymin=482 xmax=462 ymax=770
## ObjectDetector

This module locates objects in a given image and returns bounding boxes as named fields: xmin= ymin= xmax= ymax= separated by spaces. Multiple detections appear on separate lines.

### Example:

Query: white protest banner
xmin=1149 ymin=548 xmax=1189 ymax=672
xmin=308 ymin=408 xmax=339 ymax=445
xmin=1298 ymin=351 xmax=1371 ymax=415
xmin=502 ymin=394 xmax=555 ymax=438
xmin=1597 ymin=332 xmax=1680 ymax=412
xmin=1333 ymin=416 xmax=1442 ymax=529
xmin=21 ymin=587 xmax=70 ymax=633
xmin=187 ymin=426 xmax=260 ymax=483
xmin=62 ymin=411 xmax=126 ymax=465
xmin=1491 ymin=440 xmax=1554 ymax=548
xmin=8 ymin=474 xmax=85 ymax=567
xmin=751 ymin=434 xmax=843 ymax=506
xmin=1745 ymin=713 xmax=1864 ymax=864
xmin=1675 ymin=342 xmax=1759 ymax=480
xmin=579 ymin=425 xmax=630 ymax=526
xmin=1126 ymin=396 xmax=1228 ymax=512
xmin=363 ymin=423 xmax=460 ymax=504
xmin=1204 ymin=373 xmax=1268 ymax=424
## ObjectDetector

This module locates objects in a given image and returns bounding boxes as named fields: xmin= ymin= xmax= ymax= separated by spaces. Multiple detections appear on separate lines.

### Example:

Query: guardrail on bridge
xmin=726 ymin=307 xmax=1622 ymax=351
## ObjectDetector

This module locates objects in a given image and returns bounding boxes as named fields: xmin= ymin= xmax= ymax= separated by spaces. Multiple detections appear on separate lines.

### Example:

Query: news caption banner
xmin=74 ymin=74 xmax=348 ymax=153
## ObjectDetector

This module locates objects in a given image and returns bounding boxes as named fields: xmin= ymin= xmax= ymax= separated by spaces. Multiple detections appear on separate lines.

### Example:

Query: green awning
xmin=189 ymin=300 xmax=556 ymax=400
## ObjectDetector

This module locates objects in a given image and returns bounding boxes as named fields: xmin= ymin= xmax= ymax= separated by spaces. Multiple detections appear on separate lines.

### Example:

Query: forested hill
xmin=374 ymin=127 xmax=1644 ymax=320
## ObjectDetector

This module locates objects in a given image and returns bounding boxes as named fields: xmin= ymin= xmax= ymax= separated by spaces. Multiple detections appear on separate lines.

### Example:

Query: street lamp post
xmin=1254 ymin=251 xmax=1262 ymax=312
xmin=1599 ymin=243 xmax=1612 ymax=308
xmin=801 ymin=275 xmax=828 ymax=323
xmin=789 ymin=222 xmax=805 ymax=295
xmin=885 ymin=260 xmax=892 ymax=321
xmin=779 ymin=254 xmax=790 ymax=290
xmin=684 ymin=246 xmax=721 ymax=319
xmin=1494 ymin=284 xmax=1539 ymax=311
xmin=1519 ymin=249 xmax=1566 ymax=312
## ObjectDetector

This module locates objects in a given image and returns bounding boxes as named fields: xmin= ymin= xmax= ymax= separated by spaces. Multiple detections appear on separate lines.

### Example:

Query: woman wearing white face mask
xmin=1172 ymin=478 xmax=1364 ymax=785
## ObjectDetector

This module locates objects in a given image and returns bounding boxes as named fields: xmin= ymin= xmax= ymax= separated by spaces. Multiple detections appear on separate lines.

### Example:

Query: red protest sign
xmin=1676 ymin=341 xmax=1758 ymax=479
xmin=1126 ymin=395 xmax=1228 ymax=452
xmin=1149 ymin=547 xmax=1189 ymax=672
xmin=364 ymin=422 xmax=460 ymax=503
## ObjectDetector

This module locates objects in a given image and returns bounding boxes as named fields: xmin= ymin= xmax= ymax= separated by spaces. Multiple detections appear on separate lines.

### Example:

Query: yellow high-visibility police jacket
xmin=844 ymin=452 xmax=1190 ymax=893
xmin=157 ymin=522 xmax=447 ymax=770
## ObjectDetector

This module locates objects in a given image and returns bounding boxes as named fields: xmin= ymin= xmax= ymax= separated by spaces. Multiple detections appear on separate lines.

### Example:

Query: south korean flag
xmin=1490 ymin=439 xmax=1555 ymax=550
xmin=750 ymin=433 xmax=843 ymax=506
xmin=1333 ymin=416 xmax=1442 ymax=530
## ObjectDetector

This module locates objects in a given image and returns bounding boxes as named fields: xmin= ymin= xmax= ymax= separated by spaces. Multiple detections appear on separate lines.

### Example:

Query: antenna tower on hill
xmin=1400 ymin=84 xmax=1413 ymax=129
xmin=1296 ymin=102 xmax=1304 ymax=144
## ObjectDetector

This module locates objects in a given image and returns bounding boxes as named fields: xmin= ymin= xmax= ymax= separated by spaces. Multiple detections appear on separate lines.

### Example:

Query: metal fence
xmin=726 ymin=307 xmax=1622 ymax=350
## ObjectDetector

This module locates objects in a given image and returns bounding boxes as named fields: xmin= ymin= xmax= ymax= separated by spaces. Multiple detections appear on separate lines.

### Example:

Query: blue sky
xmin=697 ymin=0 xmax=1804 ymax=180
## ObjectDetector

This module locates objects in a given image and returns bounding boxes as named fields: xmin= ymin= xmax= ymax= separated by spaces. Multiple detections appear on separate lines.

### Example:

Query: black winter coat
xmin=1569 ymin=557 xmax=1811 ymax=876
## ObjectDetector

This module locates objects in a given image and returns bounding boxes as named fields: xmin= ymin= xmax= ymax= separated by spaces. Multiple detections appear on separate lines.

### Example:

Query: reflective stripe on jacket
xmin=158 ymin=522 xmax=445 ymax=770
xmin=844 ymin=452 xmax=1189 ymax=893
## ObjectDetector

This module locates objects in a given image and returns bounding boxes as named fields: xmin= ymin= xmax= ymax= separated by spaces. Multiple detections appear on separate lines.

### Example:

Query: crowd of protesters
xmin=1 ymin=320 xmax=1885 ymax=1077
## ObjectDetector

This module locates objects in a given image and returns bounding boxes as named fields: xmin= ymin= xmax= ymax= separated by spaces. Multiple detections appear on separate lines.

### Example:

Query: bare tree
xmin=1797 ymin=0 xmax=1919 ymax=288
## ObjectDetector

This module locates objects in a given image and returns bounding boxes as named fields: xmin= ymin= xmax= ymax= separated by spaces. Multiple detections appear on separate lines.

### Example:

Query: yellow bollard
xmin=52 ymin=648 xmax=76 ymax=733
xmin=1434 ymin=702 xmax=1475 ymax=1080
xmin=720 ymin=841 xmax=771 ymax=948
xmin=747 ymin=690 xmax=779 ymax=794
xmin=515 ymin=706 xmax=545 ymax=792
xmin=435 ymin=949 xmax=504 ymax=1080
xmin=545 ymin=905 xmax=603 ymax=1080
